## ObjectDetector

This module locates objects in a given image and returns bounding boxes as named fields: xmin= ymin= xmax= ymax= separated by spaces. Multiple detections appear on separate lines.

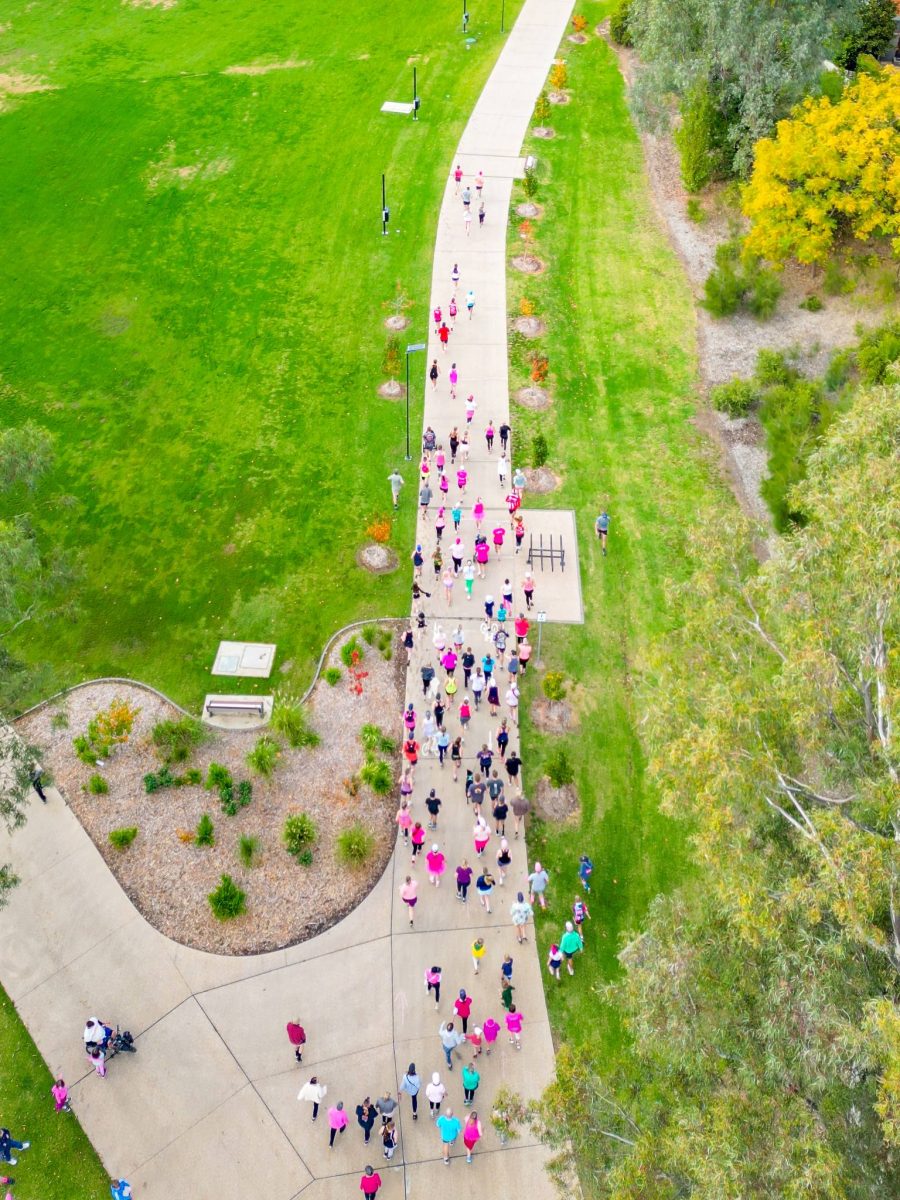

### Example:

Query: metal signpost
xmin=535 ymin=609 xmax=547 ymax=665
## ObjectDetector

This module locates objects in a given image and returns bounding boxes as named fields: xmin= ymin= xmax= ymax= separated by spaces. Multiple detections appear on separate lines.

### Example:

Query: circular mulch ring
xmin=516 ymin=202 xmax=543 ymax=219
xmin=384 ymin=315 xmax=411 ymax=331
xmin=532 ymin=127 xmax=556 ymax=139
xmin=378 ymin=380 xmax=405 ymax=400
xmin=522 ymin=467 xmax=560 ymax=493
xmin=514 ymin=386 xmax=552 ymax=410
xmin=548 ymin=91 xmax=571 ymax=105
xmin=511 ymin=254 xmax=546 ymax=275
xmin=534 ymin=778 xmax=580 ymax=823
xmin=531 ymin=698 xmax=579 ymax=734
xmin=357 ymin=544 xmax=399 ymax=574
xmin=512 ymin=316 xmax=546 ymax=338
xmin=568 ymin=33 xmax=588 ymax=43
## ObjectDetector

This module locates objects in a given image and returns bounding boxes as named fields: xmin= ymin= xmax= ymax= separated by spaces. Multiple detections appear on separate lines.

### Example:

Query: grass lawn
xmin=0 ymin=0 xmax=520 ymax=711
xmin=0 ymin=983 xmax=109 ymax=1198
xmin=510 ymin=24 xmax=737 ymax=1069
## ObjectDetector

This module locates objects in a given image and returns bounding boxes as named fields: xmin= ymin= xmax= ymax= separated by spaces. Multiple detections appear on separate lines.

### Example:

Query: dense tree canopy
xmin=538 ymin=382 xmax=900 ymax=1197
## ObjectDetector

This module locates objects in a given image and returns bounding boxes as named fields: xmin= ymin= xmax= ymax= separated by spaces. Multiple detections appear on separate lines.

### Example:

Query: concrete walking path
xmin=0 ymin=2 xmax=574 ymax=1196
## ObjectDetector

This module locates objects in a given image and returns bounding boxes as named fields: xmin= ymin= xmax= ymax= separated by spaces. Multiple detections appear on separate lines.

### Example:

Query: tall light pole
xmin=405 ymin=342 xmax=427 ymax=461
xmin=463 ymin=0 xmax=469 ymax=33
xmin=381 ymin=174 xmax=389 ymax=237
xmin=501 ymin=0 xmax=505 ymax=32
xmin=413 ymin=66 xmax=420 ymax=120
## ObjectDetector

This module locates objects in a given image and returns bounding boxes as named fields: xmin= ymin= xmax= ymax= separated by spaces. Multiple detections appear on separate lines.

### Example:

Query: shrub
xmin=382 ymin=335 xmax=402 ymax=382
xmin=572 ymin=14 xmax=588 ymax=34
xmin=532 ymin=433 xmax=549 ymax=468
xmin=359 ymin=756 xmax=394 ymax=795
xmin=549 ymin=60 xmax=568 ymax=91
xmin=361 ymin=624 xmax=378 ymax=645
xmin=799 ymin=294 xmax=823 ymax=313
xmin=758 ymin=379 xmax=838 ymax=530
xmin=702 ymin=241 xmax=744 ymax=317
xmin=151 ymin=717 xmax=208 ymax=764
xmin=108 ymin=827 xmax=138 ymax=851
xmin=856 ymin=319 xmax=900 ymax=384
xmin=377 ymin=629 xmax=393 ymax=659
xmin=297 ymin=848 xmax=314 ymax=867
xmin=246 ymin=735 xmax=279 ymax=778
xmin=220 ymin=784 xmax=238 ymax=816
xmin=206 ymin=762 xmax=232 ymax=790
xmin=746 ymin=265 xmax=783 ymax=319
xmin=823 ymin=259 xmax=853 ymax=296
xmin=686 ymin=198 xmax=706 ymax=224
xmin=542 ymin=672 xmax=567 ymax=703
xmin=711 ymin=378 xmax=756 ymax=418
xmin=74 ymin=698 xmax=141 ymax=765
xmin=50 ymin=709 xmax=69 ymax=731
xmin=835 ymin=0 xmax=896 ymax=69
xmin=365 ymin=516 xmax=392 ymax=544
xmin=73 ymin=736 xmax=98 ymax=766
xmin=522 ymin=166 xmax=539 ymax=199
xmin=208 ymin=874 xmax=246 ymax=921
xmin=609 ymin=0 xmax=633 ymax=46
xmin=196 ymin=813 xmax=215 ymax=847
xmin=237 ymin=780 xmax=253 ymax=808
xmin=754 ymin=349 xmax=797 ymax=390
xmin=336 ymin=823 xmax=376 ymax=867
xmin=179 ymin=768 xmax=203 ymax=786
xmin=824 ymin=348 xmax=855 ymax=392
xmin=238 ymin=834 xmax=260 ymax=869
xmin=533 ymin=91 xmax=551 ymax=125
xmin=675 ymin=82 xmax=718 ymax=193
xmin=176 ymin=827 xmax=195 ymax=844
xmin=143 ymin=765 xmax=176 ymax=794
xmin=323 ymin=667 xmax=342 ymax=686
xmin=270 ymin=697 xmax=320 ymax=749
xmin=545 ymin=747 xmax=575 ymax=787
xmin=283 ymin=812 xmax=317 ymax=856
xmin=143 ymin=771 xmax=162 ymax=794
xmin=88 ymin=773 xmax=108 ymax=795
xmin=360 ymin=724 xmax=397 ymax=755
xmin=530 ymin=354 xmax=549 ymax=383
xmin=520 ymin=296 xmax=536 ymax=317
xmin=340 ymin=636 xmax=364 ymax=667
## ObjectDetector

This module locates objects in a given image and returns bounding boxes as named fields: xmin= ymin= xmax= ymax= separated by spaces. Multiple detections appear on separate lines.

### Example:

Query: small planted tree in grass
xmin=530 ymin=354 xmax=549 ymax=384
xmin=336 ymin=823 xmax=375 ymax=867
xmin=108 ymin=827 xmax=138 ymax=851
xmin=246 ymin=734 xmax=279 ymax=778
xmin=572 ymin=14 xmax=588 ymax=35
xmin=542 ymin=672 xmax=567 ymax=707
xmin=196 ymin=813 xmax=215 ymax=847
xmin=208 ymin=874 xmax=246 ymax=921
xmin=550 ymin=60 xmax=568 ymax=91
xmin=382 ymin=335 xmax=402 ymax=387
xmin=283 ymin=812 xmax=317 ymax=858
xmin=533 ymin=92 xmax=551 ymax=125
xmin=545 ymin=747 xmax=575 ymax=788
xmin=522 ymin=166 xmax=539 ymax=199
xmin=532 ymin=433 xmax=549 ymax=468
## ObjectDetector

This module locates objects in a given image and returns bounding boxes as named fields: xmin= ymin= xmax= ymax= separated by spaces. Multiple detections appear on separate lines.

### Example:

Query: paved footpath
xmin=0 ymin=2 xmax=574 ymax=1196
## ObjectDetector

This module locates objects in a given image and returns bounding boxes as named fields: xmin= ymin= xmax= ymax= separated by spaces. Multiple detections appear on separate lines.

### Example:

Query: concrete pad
xmin=197 ymin=940 xmax=394 ymax=1081
xmin=211 ymin=640 xmax=277 ymax=678
xmin=166 ymin=941 xmax=287 ymax=995
xmin=297 ymin=1172 xmax=405 ymax=1200
xmin=514 ymin=509 xmax=584 ymax=624
xmin=133 ymin=1084 xmax=311 ymax=1200
xmin=381 ymin=100 xmax=415 ymax=114
xmin=0 ymin=787 xmax=89 ymax=885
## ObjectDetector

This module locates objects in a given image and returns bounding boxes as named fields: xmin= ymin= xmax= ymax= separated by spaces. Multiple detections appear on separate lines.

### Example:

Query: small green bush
xmin=823 ymin=259 xmax=853 ymax=296
xmin=360 ymin=724 xmax=397 ymax=755
xmin=532 ymin=432 xmax=549 ymax=468
xmin=359 ymin=756 xmax=394 ymax=795
xmin=143 ymin=771 xmax=161 ymax=794
xmin=297 ymin=848 xmax=314 ymax=867
xmin=323 ymin=667 xmax=342 ymax=686
xmin=686 ymin=197 xmax=706 ymax=224
xmin=702 ymin=241 xmax=744 ymax=317
xmin=856 ymin=319 xmax=900 ymax=385
xmin=675 ymin=82 xmax=717 ymax=193
xmin=206 ymin=762 xmax=232 ymax=790
xmin=108 ymin=826 xmax=138 ymax=851
xmin=180 ymin=768 xmax=203 ymax=786
xmin=754 ymin=349 xmax=797 ymax=390
xmin=270 ymin=698 xmax=321 ymax=749
xmin=143 ymin=765 xmax=176 ymax=794
xmin=284 ymin=812 xmax=317 ymax=856
xmin=246 ymin=735 xmax=279 ymax=778
xmin=522 ymin=166 xmax=539 ymax=199
xmin=196 ymin=813 xmax=215 ymax=847
xmin=208 ymin=874 xmax=246 ymax=921
xmin=340 ymin=636 xmax=364 ymax=667
xmin=710 ymin=378 xmax=756 ymax=418
xmin=609 ymin=0 xmax=633 ymax=46
xmin=759 ymin=379 xmax=838 ymax=530
xmin=799 ymin=294 xmax=823 ymax=313
xmin=220 ymin=784 xmax=238 ymax=816
xmin=237 ymin=780 xmax=253 ymax=808
xmin=73 ymin=735 xmax=98 ymax=767
xmin=361 ymin=624 xmax=378 ymax=645
xmin=545 ymin=747 xmax=575 ymax=788
xmin=238 ymin=834 xmax=260 ymax=869
xmin=336 ymin=823 xmax=376 ymax=867
xmin=746 ymin=266 xmax=783 ymax=319
xmin=88 ymin=773 xmax=109 ymax=795
xmin=534 ymin=91 xmax=552 ymax=125
xmin=824 ymin=348 xmax=855 ymax=392
xmin=151 ymin=717 xmax=209 ymax=764
xmin=50 ymin=709 xmax=69 ymax=731
xmin=542 ymin=672 xmax=567 ymax=703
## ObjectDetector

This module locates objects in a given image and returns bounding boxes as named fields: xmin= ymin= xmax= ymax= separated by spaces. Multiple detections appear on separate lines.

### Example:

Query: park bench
xmin=527 ymin=533 xmax=565 ymax=572
xmin=205 ymin=698 xmax=265 ymax=718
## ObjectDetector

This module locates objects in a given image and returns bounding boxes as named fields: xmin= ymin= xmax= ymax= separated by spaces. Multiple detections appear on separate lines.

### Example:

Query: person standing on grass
xmin=356 ymin=1097 xmax=377 ymax=1145
xmin=425 ymin=965 xmax=442 ymax=1008
xmin=560 ymin=921 xmax=584 ymax=974
xmin=286 ymin=1019 xmax=306 ymax=1064
xmin=456 ymin=858 xmax=473 ymax=902
xmin=298 ymin=1076 xmax=327 ymax=1121
xmin=437 ymin=1107 xmax=462 ymax=1164
xmin=427 ymin=843 xmax=446 ymax=887
xmin=529 ymin=861 xmax=550 ymax=910
xmin=547 ymin=943 xmax=563 ymax=980
xmin=573 ymin=895 xmax=591 ymax=942
xmin=360 ymin=1165 xmax=382 ymax=1197
xmin=439 ymin=1022 xmax=466 ymax=1070
xmin=0 ymin=1129 xmax=29 ymax=1166
xmin=388 ymin=470 xmax=404 ymax=510
xmin=51 ymin=1078 xmax=71 ymax=1113
xmin=430 ymin=359 xmax=439 ymax=390
xmin=399 ymin=1063 xmax=421 ymax=1120
xmin=426 ymin=1072 xmax=446 ymax=1119
xmin=462 ymin=1062 xmax=480 ymax=1107
xmin=505 ymin=1006 xmax=524 ymax=1050
xmin=400 ymin=876 xmax=419 ymax=926
xmin=596 ymin=508 xmax=610 ymax=555
xmin=327 ymin=1101 xmax=348 ymax=1148
xmin=472 ymin=936 xmax=486 ymax=975
xmin=453 ymin=989 xmax=472 ymax=1034
xmin=510 ymin=893 xmax=534 ymax=944
xmin=579 ymin=853 xmax=594 ymax=893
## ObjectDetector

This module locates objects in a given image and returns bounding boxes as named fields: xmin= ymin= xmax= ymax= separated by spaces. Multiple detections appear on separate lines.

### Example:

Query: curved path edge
xmin=0 ymin=5 xmax=574 ymax=1197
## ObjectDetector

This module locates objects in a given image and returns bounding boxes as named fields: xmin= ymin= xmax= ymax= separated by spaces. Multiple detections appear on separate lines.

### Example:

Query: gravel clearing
xmin=16 ymin=630 xmax=404 ymax=954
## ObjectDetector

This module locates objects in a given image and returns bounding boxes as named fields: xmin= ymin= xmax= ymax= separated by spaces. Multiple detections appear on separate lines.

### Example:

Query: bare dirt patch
xmin=513 ymin=316 xmax=546 ymax=338
xmin=17 ymin=632 xmax=403 ymax=954
xmin=223 ymin=59 xmax=311 ymax=76
xmin=568 ymin=33 xmax=589 ymax=44
xmin=384 ymin=315 xmax=411 ymax=331
xmin=531 ymin=698 xmax=579 ymax=734
xmin=532 ymin=127 xmax=556 ymax=139
xmin=378 ymin=380 xmax=405 ymax=400
xmin=145 ymin=142 xmax=233 ymax=191
xmin=514 ymin=386 xmax=552 ymax=410
xmin=522 ymin=467 xmax=560 ymax=493
xmin=548 ymin=91 xmax=570 ymax=105
xmin=124 ymin=0 xmax=178 ymax=9
xmin=511 ymin=254 xmax=546 ymax=275
xmin=357 ymin=544 xmax=399 ymax=574
xmin=0 ymin=71 xmax=56 ymax=112
xmin=534 ymin=778 xmax=580 ymax=823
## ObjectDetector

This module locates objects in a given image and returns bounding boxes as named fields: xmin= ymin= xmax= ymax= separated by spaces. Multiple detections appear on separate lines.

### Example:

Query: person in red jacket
xmin=360 ymin=1165 xmax=382 ymax=1196
xmin=453 ymin=989 xmax=472 ymax=1033
xmin=286 ymin=1019 xmax=306 ymax=1064
xmin=514 ymin=613 xmax=529 ymax=644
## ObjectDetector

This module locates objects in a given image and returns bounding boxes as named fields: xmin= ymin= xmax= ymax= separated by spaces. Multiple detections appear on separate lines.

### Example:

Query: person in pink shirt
xmin=485 ymin=421 xmax=495 ymax=453
xmin=399 ymin=875 xmax=419 ymax=926
xmin=448 ymin=297 xmax=458 ymax=327
xmin=411 ymin=821 xmax=426 ymax=863
xmin=463 ymin=1111 xmax=483 ymax=1163
xmin=458 ymin=697 xmax=471 ymax=730
xmin=475 ymin=538 xmax=490 ymax=578
xmin=360 ymin=1165 xmax=382 ymax=1197
xmin=424 ymin=965 xmax=442 ymax=1008
xmin=426 ymin=843 xmax=446 ymax=887
xmin=472 ymin=497 xmax=485 ymax=531
xmin=440 ymin=649 xmax=457 ymax=678
xmin=433 ymin=304 xmax=442 ymax=331
xmin=492 ymin=526 xmax=505 ymax=556
xmin=482 ymin=1016 xmax=500 ymax=1056
xmin=51 ymin=1079 xmax=70 ymax=1113
xmin=466 ymin=1025 xmax=483 ymax=1057
xmin=456 ymin=467 xmax=467 ymax=495
xmin=453 ymin=989 xmax=472 ymax=1033
xmin=449 ymin=363 xmax=459 ymax=398
xmin=420 ymin=456 xmax=430 ymax=482
xmin=328 ymin=1101 xmax=349 ymax=1147
xmin=505 ymin=1006 xmax=524 ymax=1049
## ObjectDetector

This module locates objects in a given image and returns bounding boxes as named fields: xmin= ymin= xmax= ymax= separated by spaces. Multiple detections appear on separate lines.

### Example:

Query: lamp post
xmin=413 ymin=66 xmax=420 ymax=120
xmin=381 ymin=174 xmax=389 ymax=237
xmin=463 ymin=0 xmax=469 ymax=33
xmin=405 ymin=342 xmax=427 ymax=461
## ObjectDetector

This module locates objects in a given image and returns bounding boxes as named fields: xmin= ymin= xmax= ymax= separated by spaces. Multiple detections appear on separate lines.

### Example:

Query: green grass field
xmin=0 ymin=0 xmax=520 ymax=710
xmin=510 ymin=24 xmax=736 ymax=1060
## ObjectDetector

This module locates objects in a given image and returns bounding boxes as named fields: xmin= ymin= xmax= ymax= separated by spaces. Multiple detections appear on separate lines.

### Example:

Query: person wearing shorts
xmin=400 ymin=876 xmax=418 ymax=925
xmin=429 ymin=359 xmax=439 ymax=389
xmin=411 ymin=822 xmax=425 ymax=862
xmin=560 ymin=922 xmax=584 ymax=974
xmin=512 ymin=795 xmax=529 ymax=838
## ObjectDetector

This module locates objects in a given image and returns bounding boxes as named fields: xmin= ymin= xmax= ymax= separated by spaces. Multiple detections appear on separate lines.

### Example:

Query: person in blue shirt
xmin=579 ymin=854 xmax=594 ymax=893
xmin=436 ymin=1107 xmax=462 ymax=1163
xmin=595 ymin=510 xmax=610 ymax=555
xmin=110 ymin=1180 xmax=133 ymax=1200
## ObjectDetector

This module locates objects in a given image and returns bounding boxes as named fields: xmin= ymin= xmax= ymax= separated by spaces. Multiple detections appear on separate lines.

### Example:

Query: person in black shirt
xmin=356 ymin=1098 xmax=377 ymax=1144
xmin=462 ymin=648 xmax=475 ymax=688
xmin=425 ymin=790 xmax=442 ymax=830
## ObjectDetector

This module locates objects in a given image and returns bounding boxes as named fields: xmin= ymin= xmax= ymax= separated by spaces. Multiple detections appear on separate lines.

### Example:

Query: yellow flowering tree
xmin=743 ymin=70 xmax=900 ymax=266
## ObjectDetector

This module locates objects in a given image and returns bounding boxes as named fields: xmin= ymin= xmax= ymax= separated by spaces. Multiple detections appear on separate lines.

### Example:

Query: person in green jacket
xmin=462 ymin=1062 xmax=480 ymax=1106
xmin=560 ymin=921 xmax=584 ymax=976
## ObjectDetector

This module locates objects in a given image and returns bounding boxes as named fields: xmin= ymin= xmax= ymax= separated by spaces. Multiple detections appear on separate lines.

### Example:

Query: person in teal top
xmin=595 ymin=510 xmax=610 ymax=555
xmin=436 ymin=1108 xmax=462 ymax=1163
xmin=462 ymin=1062 xmax=481 ymax=1105
xmin=560 ymin=921 xmax=584 ymax=975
